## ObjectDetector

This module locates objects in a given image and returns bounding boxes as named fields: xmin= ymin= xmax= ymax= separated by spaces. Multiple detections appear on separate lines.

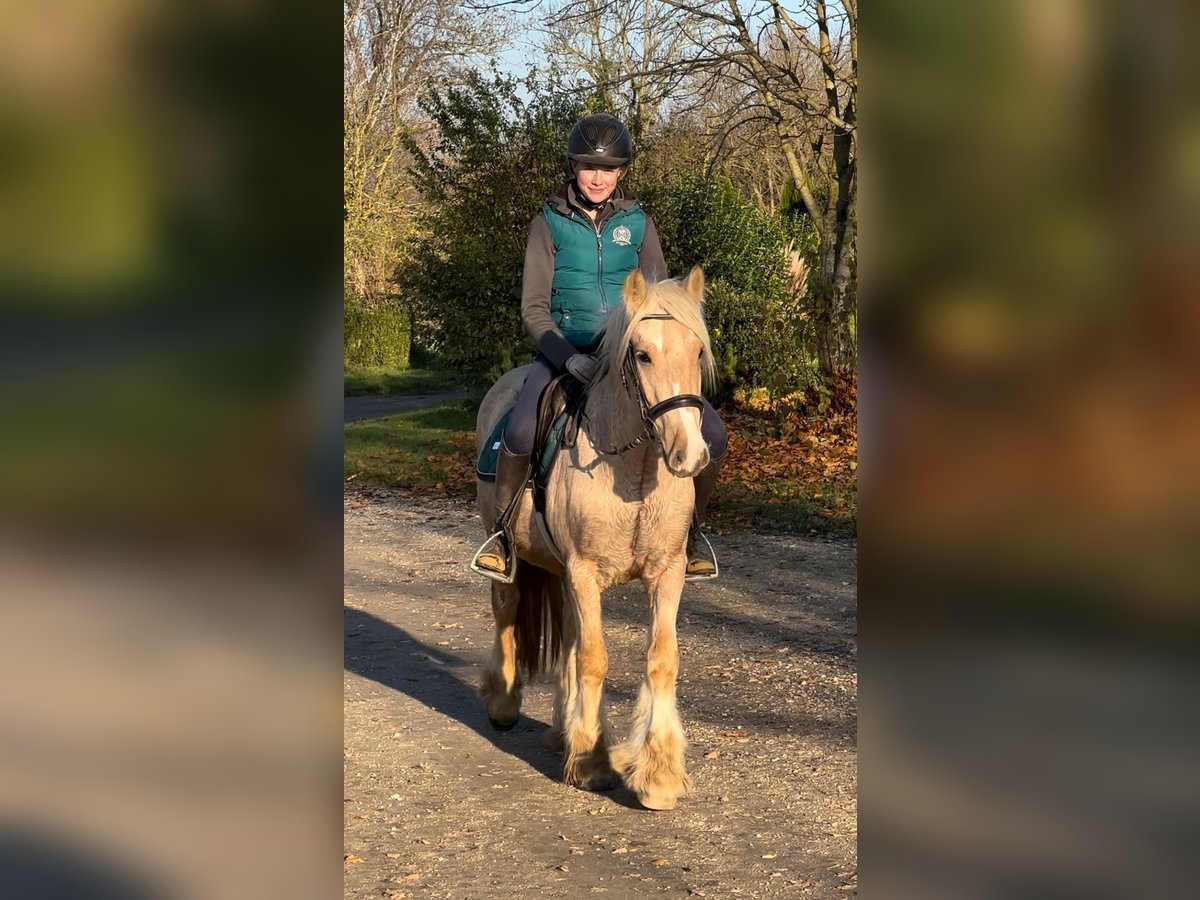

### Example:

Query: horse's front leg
xmin=561 ymin=558 xmax=617 ymax=791
xmin=611 ymin=562 xmax=692 ymax=810
xmin=479 ymin=581 xmax=522 ymax=729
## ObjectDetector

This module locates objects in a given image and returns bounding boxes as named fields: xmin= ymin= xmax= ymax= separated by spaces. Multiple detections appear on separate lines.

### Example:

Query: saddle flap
xmin=533 ymin=373 xmax=580 ymax=456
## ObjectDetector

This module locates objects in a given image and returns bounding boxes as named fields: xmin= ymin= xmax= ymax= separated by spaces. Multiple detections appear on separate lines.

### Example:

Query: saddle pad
xmin=475 ymin=410 xmax=513 ymax=482
xmin=476 ymin=409 xmax=570 ymax=481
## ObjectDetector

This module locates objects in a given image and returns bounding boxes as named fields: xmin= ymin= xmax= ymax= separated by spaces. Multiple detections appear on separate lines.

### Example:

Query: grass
xmin=713 ymin=477 xmax=856 ymax=536
xmin=344 ymin=397 xmax=479 ymax=494
xmin=343 ymin=397 xmax=857 ymax=538
xmin=344 ymin=365 xmax=473 ymax=397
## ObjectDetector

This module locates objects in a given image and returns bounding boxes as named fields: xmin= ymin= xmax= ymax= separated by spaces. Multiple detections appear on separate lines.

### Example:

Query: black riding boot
xmin=686 ymin=458 xmax=721 ymax=578
xmin=474 ymin=442 xmax=532 ymax=579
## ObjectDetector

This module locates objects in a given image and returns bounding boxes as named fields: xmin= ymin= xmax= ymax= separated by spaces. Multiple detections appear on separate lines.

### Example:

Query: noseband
xmin=595 ymin=314 xmax=706 ymax=456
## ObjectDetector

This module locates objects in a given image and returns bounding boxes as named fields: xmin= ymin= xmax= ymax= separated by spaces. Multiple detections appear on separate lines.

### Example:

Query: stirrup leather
xmin=471 ymin=527 xmax=517 ymax=584
xmin=685 ymin=529 xmax=719 ymax=581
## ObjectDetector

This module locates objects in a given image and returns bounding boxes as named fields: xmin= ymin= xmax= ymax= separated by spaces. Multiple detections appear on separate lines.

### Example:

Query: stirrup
xmin=471 ymin=528 xmax=517 ymax=584
xmin=685 ymin=529 xmax=719 ymax=581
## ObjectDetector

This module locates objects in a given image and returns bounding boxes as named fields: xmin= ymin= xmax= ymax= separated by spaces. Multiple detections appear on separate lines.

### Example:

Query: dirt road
xmin=344 ymin=491 xmax=857 ymax=898
xmin=344 ymin=392 xmax=469 ymax=423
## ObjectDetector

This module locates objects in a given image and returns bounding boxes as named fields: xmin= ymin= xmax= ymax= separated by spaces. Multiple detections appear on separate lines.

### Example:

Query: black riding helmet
xmin=567 ymin=114 xmax=632 ymax=166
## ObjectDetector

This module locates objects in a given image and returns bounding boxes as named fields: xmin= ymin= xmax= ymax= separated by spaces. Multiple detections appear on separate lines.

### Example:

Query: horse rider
xmin=474 ymin=113 xmax=727 ymax=580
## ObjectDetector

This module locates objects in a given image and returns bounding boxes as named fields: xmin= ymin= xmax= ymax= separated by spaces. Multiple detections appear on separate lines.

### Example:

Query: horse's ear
xmin=683 ymin=266 xmax=705 ymax=304
xmin=624 ymin=268 xmax=648 ymax=311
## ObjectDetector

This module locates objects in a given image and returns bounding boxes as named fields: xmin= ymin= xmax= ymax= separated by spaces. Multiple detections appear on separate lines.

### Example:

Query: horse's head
xmin=606 ymin=266 xmax=715 ymax=478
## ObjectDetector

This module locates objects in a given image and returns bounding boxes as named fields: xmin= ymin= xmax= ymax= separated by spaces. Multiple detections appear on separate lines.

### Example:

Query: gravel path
xmin=344 ymin=491 xmax=857 ymax=898
xmin=344 ymin=392 xmax=469 ymax=423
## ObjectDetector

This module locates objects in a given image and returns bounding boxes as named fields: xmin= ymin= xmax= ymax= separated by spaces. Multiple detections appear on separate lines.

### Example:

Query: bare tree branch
xmin=533 ymin=0 xmax=857 ymax=375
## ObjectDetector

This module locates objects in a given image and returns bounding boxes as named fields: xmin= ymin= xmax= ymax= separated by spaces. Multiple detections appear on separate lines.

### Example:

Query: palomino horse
xmin=475 ymin=266 xmax=715 ymax=810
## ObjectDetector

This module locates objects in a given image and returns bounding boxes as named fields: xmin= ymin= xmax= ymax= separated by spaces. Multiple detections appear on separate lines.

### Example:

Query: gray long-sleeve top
xmin=521 ymin=181 xmax=668 ymax=370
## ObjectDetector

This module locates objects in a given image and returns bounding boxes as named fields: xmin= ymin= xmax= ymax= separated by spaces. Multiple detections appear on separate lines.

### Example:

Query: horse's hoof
xmin=579 ymin=771 xmax=618 ymax=792
xmin=487 ymin=714 xmax=518 ymax=731
xmin=638 ymin=792 xmax=678 ymax=811
xmin=564 ymin=756 xmax=618 ymax=792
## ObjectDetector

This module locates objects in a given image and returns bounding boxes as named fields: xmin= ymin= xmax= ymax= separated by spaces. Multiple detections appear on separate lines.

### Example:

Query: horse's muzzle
xmin=666 ymin=443 xmax=710 ymax=478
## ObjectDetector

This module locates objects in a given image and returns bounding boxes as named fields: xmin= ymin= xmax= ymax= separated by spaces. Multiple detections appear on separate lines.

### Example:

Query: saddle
xmin=472 ymin=373 xmax=584 ymax=578
xmin=476 ymin=372 xmax=584 ymax=503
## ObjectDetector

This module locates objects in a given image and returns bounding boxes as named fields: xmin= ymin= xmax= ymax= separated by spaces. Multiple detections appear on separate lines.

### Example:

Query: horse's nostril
xmin=671 ymin=449 xmax=686 ymax=468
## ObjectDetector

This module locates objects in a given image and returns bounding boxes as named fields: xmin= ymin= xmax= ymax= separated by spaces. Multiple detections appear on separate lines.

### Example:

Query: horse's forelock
xmin=598 ymin=277 xmax=715 ymax=391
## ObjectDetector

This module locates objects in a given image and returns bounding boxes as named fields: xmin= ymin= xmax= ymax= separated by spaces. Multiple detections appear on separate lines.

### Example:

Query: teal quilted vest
xmin=544 ymin=203 xmax=646 ymax=347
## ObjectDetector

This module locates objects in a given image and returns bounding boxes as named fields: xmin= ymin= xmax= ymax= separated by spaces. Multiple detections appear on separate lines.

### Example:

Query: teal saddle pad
xmin=476 ymin=408 xmax=569 ymax=481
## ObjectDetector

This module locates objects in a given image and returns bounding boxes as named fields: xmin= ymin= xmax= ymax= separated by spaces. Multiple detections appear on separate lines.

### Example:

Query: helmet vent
xmin=569 ymin=114 xmax=632 ymax=165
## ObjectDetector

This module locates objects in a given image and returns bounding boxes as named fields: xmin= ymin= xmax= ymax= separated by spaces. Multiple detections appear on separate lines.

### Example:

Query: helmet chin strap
xmin=572 ymin=178 xmax=609 ymax=211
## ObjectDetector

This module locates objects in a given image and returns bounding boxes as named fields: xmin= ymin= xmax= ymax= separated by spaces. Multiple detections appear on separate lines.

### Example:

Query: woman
xmin=475 ymin=113 xmax=726 ymax=579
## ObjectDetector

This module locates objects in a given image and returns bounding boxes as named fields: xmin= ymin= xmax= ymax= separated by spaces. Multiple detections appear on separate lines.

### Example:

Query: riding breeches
xmin=501 ymin=356 xmax=557 ymax=455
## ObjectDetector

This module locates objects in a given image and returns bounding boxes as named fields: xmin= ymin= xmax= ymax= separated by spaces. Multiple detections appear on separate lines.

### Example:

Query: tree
xmin=543 ymin=0 xmax=857 ymax=380
xmin=343 ymin=0 xmax=505 ymax=310
xmin=542 ymin=0 xmax=693 ymax=138
xmin=402 ymin=73 xmax=587 ymax=374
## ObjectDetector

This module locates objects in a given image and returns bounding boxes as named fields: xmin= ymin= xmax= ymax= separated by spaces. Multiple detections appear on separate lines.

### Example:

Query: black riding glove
xmin=564 ymin=353 xmax=600 ymax=384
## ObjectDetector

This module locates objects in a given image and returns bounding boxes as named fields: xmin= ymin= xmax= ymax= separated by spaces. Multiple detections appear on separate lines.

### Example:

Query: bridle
xmin=592 ymin=314 xmax=706 ymax=456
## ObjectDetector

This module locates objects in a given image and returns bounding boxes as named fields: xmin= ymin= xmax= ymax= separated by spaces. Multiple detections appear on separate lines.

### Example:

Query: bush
xmin=344 ymin=298 xmax=412 ymax=368
xmin=643 ymin=174 xmax=820 ymax=404
xmin=702 ymin=281 xmax=814 ymax=404
xmin=401 ymin=71 xmax=587 ymax=376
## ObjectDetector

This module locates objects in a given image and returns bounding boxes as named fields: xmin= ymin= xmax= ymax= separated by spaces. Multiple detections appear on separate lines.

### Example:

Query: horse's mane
xmin=597 ymin=276 xmax=716 ymax=393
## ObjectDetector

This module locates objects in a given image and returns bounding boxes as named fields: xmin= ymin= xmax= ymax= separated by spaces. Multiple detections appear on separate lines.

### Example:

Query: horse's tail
xmin=514 ymin=563 xmax=564 ymax=677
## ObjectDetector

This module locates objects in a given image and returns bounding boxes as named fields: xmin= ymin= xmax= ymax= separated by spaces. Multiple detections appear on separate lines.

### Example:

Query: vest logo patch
xmin=611 ymin=225 xmax=632 ymax=246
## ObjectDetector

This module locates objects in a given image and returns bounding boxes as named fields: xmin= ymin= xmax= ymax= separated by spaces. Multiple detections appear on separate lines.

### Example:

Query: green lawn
xmin=344 ymin=397 xmax=479 ymax=494
xmin=343 ymin=397 xmax=855 ymax=537
xmin=344 ymin=365 xmax=473 ymax=397
xmin=714 ymin=477 xmax=856 ymax=536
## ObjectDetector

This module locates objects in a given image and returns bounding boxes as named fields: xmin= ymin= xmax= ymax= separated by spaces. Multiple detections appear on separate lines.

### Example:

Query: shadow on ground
xmin=343 ymin=606 xmax=568 ymax=783
xmin=346 ymin=605 xmax=675 ymax=809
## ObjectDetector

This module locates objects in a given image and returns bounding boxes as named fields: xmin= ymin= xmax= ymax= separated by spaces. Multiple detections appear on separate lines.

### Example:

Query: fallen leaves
xmin=715 ymin=390 xmax=858 ymax=532
xmin=724 ymin=403 xmax=855 ymax=481
xmin=348 ymin=382 xmax=856 ymax=532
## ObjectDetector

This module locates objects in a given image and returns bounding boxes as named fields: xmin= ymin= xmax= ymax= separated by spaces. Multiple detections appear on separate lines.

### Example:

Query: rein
xmin=590 ymin=314 xmax=706 ymax=457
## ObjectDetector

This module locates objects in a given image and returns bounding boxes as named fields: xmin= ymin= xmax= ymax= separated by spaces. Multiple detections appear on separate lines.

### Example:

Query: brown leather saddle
xmin=529 ymin=373 xmax=584 ymax=514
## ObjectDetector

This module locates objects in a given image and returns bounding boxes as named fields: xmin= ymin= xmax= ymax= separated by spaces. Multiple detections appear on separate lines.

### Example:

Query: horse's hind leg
xmin=611 ymin=565 xmax=692 ymax=810
xmin=480 ymin=581 xmax=522 ymax=729
xmin=561 ymin=559 xmax=617 ymax=791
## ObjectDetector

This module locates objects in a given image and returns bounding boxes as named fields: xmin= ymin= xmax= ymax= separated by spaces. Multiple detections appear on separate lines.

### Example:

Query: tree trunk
xmin=815 ymin=205 xmax=855 ymax=382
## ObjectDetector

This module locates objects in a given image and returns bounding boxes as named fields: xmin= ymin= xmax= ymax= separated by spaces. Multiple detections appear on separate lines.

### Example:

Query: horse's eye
xmin=635 ymin=350 xmax=651 ymax=364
